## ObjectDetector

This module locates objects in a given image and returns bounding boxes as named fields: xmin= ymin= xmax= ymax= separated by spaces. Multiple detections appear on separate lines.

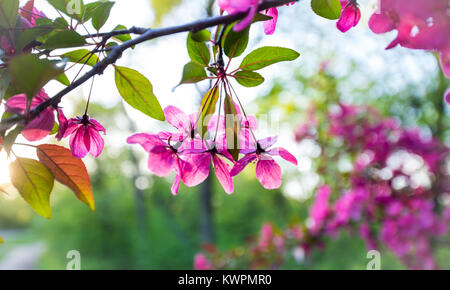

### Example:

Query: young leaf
xmin=0 ymin=70 xmax=10 ymax=101
xmin=0 ymin=0 xmax=19 ymax=29
xmin=112 ymin=25 xmax=132 ymax=43
xmin=3 ymin=125 xmax=23 ymax=154
xmin=114 ymin=66 xmax=165 ymax=121
xmin=311 ymin=0 xmax=342 ymax=20
xmin=62 ymin=49 xmax=100 ymax=66
xmin=178 ymin=62 xmax=208 ymax=85
xmin=191 ymin=29 xmax=211 ymax=42
xmin=197 ymin=86 xmax=219 ymax=138
xmin=239 ymin=46 xmax=300 ymax=71
xmin=55 ymin=73 xmax=70 ymax=86
xmin=41 ymin=30 xmax=87 ymax=49
xmin=36 ymin=144 xmax=95 ymax=211
xmin=88 ymin=1 xmax=115 ymax=31
xmin=9 ymin=158 xmax=55 ymax=219
xmin=187 ymin=32 xmax=210 ymax=67
xmin=223 ymin=25 xmax=249 ymax=59
xmin=234 ymin=71 xmax=264 ymax=87
xmin=47 ymin=0 xmax=85 ymax=21
xmin=224 ymin=94 xmax=240 ymax=161
xmin=16 ymin=26 xmax=55 ymax=51
xmin=8 ymin=54 xmax=65 ymax=99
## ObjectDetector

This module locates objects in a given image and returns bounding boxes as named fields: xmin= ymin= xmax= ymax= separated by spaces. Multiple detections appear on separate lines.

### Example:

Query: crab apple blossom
xmin=336 ymin=0 xmax=361 ymax=33
xmin=183 ymin=137 xmax=235 ymax=194
xmin=62 ymin=115 xmax=106 ymax=159
xmin=445 ymin=88 xmax=450 ymax=105
xmin=127 ymin=133 xmax=195 ymax=195
xmin=5 ymin=90 xmax=56 ymax=142
xmin=230 ymin=136 xmax=298 ymax=189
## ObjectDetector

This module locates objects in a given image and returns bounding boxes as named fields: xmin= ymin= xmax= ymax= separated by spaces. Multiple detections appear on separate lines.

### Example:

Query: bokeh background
xmin=0 ymin=0 xmax=449 ymax=269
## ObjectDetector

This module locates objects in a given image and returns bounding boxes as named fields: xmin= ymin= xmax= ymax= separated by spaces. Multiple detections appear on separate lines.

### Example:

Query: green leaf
xmin=88 ymin=1 xmax=115 ymax=31
xmin=0 ymin=70 xmax=10 ymax=101
xmin=253 ymin=13 xmax=273 ymax=23
xmin=197 ymin=86 xmax=219 ymax=138
xmin=41 ymin=30 xmax=87 ymax=49
xmin=47 ymin=0 xmax=85 ymax=21
xmin=0 ymin=0 xmax=19 ymax=29
xmin=9 ymin=54 xmax=65 ymax=99
xmin=9 ymin=158 xmax=55 ymax=219
xmin=223 ymin=25 xmax=249 ymax=59
xmin=239 ymin=46 xmax=300 ymax=71
xmin=224 ymin=94 xmax=240 ymax=161
xmin=187 ymin=32 xmax=210 ymax=67
xmin=112 ymin=25 xmax=131 ymax=43
xmin=311 ymin=0 xmax=342 ymax=20
xmin=234 ymin=71 xmax=264 ymax=87
xmin=3 ymin=125 xmax=23 ymax=154
xmin=114 ymin=66 xmax=165 ymax=121
xmin=55 ymin=73 xmax=70 ymax=86
xmin=62 ymin=49 xmax=99 ymax=66
xmin=191 ymin=29 xmax=211 ymax=42
xmin=16 ymin=26 xmax=55 ymax=51
xmin=178 ymin=62 xmax=208 ymax=86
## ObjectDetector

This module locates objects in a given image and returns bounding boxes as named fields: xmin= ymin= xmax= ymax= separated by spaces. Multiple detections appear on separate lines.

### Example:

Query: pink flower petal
xmin=147 ymin=147 xmax=176 ymax=177
xmin=182 ymin=152 xmax=211 ymax=187
xmin=337 ymin=3 xmax=361 ymax=33
xmin=70 ymin=126 xmax=89 ymax=158
xmin=56 ymin=108 xmax=67 ymax=141
xmin=127 ymin=133 xmax=165 ymax=152
xmin=268 ymin=147 xmax=298 ymax=165
xmin=213 ymin=155 xmax=234 ymax=194
xmin=230 ymin=153 xmax=257 ymax=176
xmin=258 ymin=136 xmax=278 ymax=150
xmin=255 ymin=157 xmax=282 ymax=189
xmin=234 ymin=3 xmax=258 ymax=32
xmin=263 ymin=8 xmax=278 ymax=35
xmin=164 ymin=106 xmax=190 ymax=131
xmin=88 ymin=127 xmax=104 ymax=157
xmin=22 ymin=109 xmax=55 ymax=141
xmin=368 ymin=12 xmax=396 ymax=34
xmin=171 ymin=174 xmax=181 ymax=195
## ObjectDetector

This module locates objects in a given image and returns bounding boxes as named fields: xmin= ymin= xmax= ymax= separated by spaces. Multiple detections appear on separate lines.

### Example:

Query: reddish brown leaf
xmin=36 ymin=144 xmax=95 ymax=211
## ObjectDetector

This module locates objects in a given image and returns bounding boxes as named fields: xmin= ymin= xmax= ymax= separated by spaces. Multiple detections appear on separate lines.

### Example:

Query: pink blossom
xmin=127 ymin=133 xmax=193 ymax=195
xmin=5 ymin=90 xmax=55 ymax=142
xmin=218 ymin=0 xmax=260 ymax=31
xmin=263 ymin=8 xmax=278 ymax=35
xmin=183 ymin=137 xmax=235 ymax=194
xmin=63 ymin=115 xmax=106 ymax=159
xmin=309 ymin=185 xmax=331 ymax=235
xmin=230 ymin=136 xmax=297 ymax=189
xmin=337 ymin=0 xmax=361 ymax=33
xmin=193 ymin=253 xmax=213 ymax=270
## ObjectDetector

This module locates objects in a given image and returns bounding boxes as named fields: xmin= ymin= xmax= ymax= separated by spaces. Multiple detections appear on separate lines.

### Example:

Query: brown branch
xmin=0 ymin=0 xmax=298 ymax=132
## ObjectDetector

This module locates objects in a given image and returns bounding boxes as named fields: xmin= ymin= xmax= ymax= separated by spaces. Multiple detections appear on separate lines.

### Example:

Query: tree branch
xmin=0 ymin=0 xmax=298 ymax=131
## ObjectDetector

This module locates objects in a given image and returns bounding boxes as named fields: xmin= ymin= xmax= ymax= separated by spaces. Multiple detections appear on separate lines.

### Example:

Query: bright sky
xmin=0 ymin=0 xmax=441 ymax=196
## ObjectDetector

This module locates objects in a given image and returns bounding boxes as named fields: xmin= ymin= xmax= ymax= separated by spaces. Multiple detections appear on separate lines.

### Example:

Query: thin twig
xmin=0 ymin=0 xmax=298 ymax=132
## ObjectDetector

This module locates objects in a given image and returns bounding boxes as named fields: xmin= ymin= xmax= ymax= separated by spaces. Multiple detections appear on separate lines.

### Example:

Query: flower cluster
xmin=194 ymin=103 xmax=449 ymax=270
xmin=128 ymin=105 xmax=297 ymax=195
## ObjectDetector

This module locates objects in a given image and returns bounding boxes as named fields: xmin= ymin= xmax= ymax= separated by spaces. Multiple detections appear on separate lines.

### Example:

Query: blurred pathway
xmin=0 ymin=230 xmax=45 ymax=270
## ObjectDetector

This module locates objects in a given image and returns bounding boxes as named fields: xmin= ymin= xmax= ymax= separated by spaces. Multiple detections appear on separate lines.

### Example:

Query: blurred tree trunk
xmin=200 ymin=172 xmax=214 ymax=243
